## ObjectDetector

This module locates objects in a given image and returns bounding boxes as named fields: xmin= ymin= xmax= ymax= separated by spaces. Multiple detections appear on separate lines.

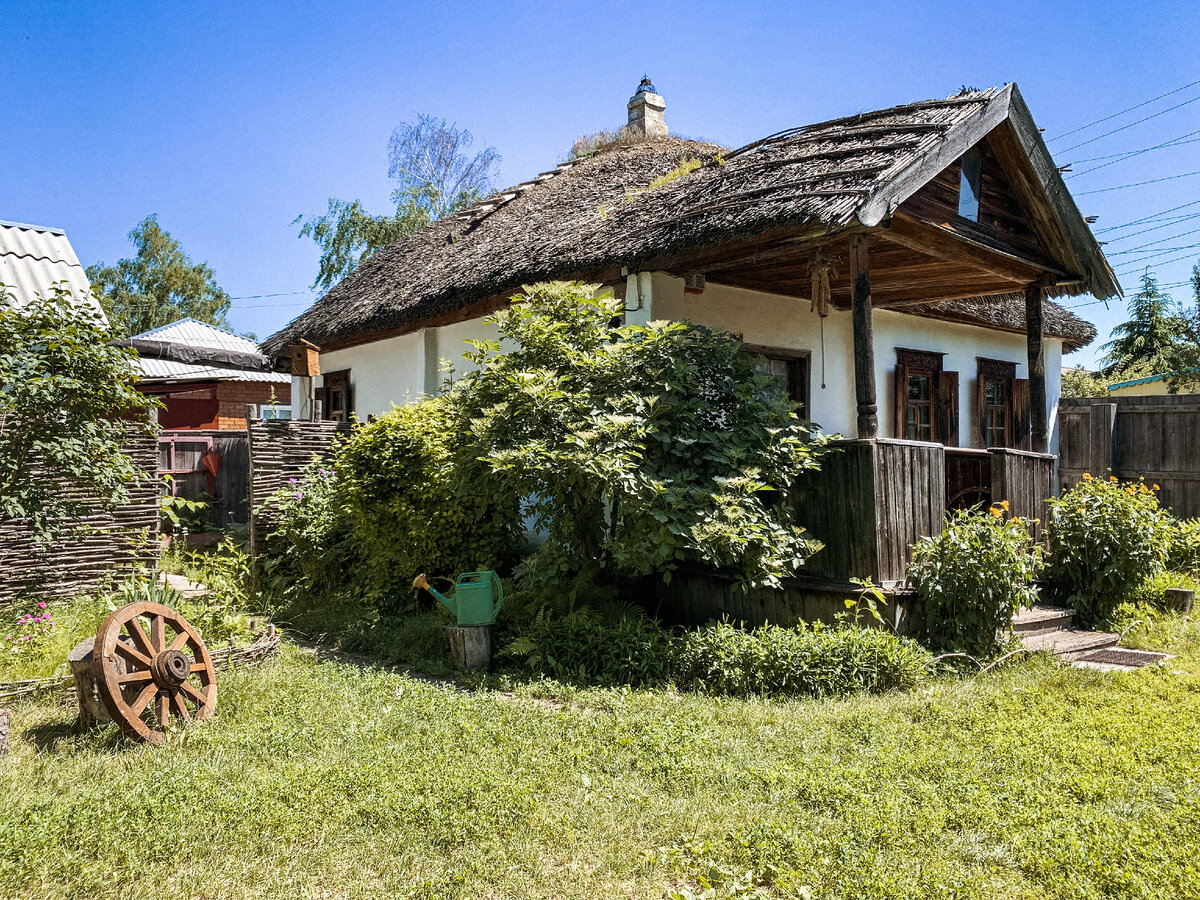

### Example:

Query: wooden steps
xmin=1012 ymin=603 xmax=1156 ymax=670
xmin=1012 ymin=604 xmax=1075 ymax=637
xmin=1021 ymin=627 xmax=1120 ymax=657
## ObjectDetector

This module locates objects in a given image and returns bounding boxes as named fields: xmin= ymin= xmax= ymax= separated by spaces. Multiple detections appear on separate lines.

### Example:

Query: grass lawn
xmin=3 ymin=617 xmax=1200 ymax=899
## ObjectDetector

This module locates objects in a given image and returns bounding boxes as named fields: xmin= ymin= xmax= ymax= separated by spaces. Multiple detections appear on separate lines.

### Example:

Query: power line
xmin=1049 ymin=80 xmax=1200 ymax=142
xmin=1066 ymin=130 xmax=1200 ymax=178
xmin=1095 ymin=200 xmax=1200 ymax=233
xmin=1101 ymin=214 xmax=1200 ymax=243
xmin=1115 ymin=250 xmax=1200 ymax=274
xmin=1078 ymin=170 xmax=1200 ymax=196
xmin=1057 ymin=93 xmax=1200 ymax=154
xmin=228 ymin=289 xmax=317 ymax=300
xmin=1105 ymin=227 xmax=1200 ymax=255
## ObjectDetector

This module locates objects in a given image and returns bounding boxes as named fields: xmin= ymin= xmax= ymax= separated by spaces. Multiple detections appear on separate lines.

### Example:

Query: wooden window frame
xmin=975 ymin=358 xmax=1031 ymax=450
xmin=894 ymin=348 xmax=958 ymax=446
xmin=745 ymin=345 xmax=811 ymax=419
xmin=322 ymin=369 xmax=352 ymax=422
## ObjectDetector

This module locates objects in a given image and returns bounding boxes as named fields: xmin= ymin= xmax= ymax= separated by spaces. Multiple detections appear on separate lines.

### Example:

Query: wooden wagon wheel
xmin=92 ymin=601 xmax=217 ymax=745
xmin=947 ymin=486 xmax=991 ymax=512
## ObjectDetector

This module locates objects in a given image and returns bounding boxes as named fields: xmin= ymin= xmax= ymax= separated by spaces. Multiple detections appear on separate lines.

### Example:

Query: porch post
xmin=1025 ymin=281 xmax=1048 ymax=453
xmin=850 ymin=233 xmax=878 ymax=438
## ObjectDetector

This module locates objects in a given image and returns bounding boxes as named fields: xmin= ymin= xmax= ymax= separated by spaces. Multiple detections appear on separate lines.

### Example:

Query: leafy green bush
xmin=907 ymin=504 xmax=1041 ymax=656
xmin=455 ymin=282 xmax=832 ymax=589
xmin=503 ymin=610 xmax=675 ymax=687
xmin=332 ymin=396 xmax=522 ymax=605
xmin=1045 ymin=475 xmax=1172 ymax=626
xmin=1126 ymin=569 xmax=1200 ymax=610
xmin=1167 ymin=517 xmax=1200 ymax=576
xmin=674 ymin=619 xmax=929 ymax=698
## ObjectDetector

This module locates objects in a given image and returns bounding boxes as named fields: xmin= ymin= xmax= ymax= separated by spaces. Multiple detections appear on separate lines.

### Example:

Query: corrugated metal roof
xmin=0 ymin=220 xmax=104 ymax=320
xmin=131 ymin=317 xmax=262 ymax=353
xmin=134 ymin=357 xmax=290 ymax=384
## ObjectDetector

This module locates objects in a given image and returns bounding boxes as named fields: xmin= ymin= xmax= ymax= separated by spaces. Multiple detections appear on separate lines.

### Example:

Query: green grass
xmin=4 ymin=618 xmax=1200 ymax=899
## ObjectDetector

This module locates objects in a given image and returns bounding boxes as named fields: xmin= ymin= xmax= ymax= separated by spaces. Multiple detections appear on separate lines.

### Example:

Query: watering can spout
xmin=413 ymin=571 xmax=503 ymax=626
xmin=413 ymin=573 xmax=456 ymax=617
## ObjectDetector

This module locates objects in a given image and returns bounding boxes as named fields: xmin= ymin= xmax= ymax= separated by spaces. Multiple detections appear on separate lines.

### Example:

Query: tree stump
xmin=1165 ymin=588 xmax=1195 ymax=613
xmin=0 ymin=709 xmax=9 ymax=757
xmin=69 ymin=637 xmax=122 ymax=731
xmin=445 ymin=626 xmax=492 ymax=671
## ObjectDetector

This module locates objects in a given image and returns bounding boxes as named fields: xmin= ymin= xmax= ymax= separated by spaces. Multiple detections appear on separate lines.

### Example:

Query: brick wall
xmin=215 ymin=381 xmax=291 ymax=430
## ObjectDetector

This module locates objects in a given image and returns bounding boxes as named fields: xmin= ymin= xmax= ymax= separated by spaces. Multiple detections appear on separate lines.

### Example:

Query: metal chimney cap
xmin=636 ymin=75 xmax=657 ymax=94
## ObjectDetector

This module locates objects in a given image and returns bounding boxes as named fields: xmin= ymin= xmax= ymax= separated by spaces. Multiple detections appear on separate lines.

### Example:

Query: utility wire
xmin=1054 ymin=88 xmax=1200 ymax=153
xmin=1095 ymin=200 xmax=1200 ymax=233
xmin=1066 ymin=130 xmax=1200 ymax=178
xmin=1101 ymin=214 xmax=1200 ymax=243
xmin=1105 ymin=227 xmax=1200 ymax=254
xmin=1078 ymin=170 xmax=1200 ymax=196
xmin=1048 ymin=79 xmax=1200 ymax=142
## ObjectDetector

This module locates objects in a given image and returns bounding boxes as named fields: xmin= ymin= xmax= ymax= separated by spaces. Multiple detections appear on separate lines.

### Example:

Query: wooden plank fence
xmin=1060 ymin=396 xmax=1200 ymax=518
xmin=0 ymin=431 xmax=159 ymax=604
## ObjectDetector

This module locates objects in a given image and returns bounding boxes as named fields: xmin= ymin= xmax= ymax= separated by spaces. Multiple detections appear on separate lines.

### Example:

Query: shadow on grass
xmin=24 ymin=716 xmax=128 ymax=755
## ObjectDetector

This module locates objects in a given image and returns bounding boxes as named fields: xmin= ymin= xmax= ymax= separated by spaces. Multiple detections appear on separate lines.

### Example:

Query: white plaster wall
xmin=318 ymin=331 xmax=425 ymax=419
xmin=651 ymin=274 xmax=1065 ymax=449
xmin=320 ymin=273 xmax=1066 ymax=447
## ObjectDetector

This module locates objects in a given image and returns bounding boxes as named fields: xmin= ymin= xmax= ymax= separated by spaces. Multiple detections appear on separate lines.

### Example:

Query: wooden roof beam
xmin=875 ymin=213 xmax=1053 ymax=283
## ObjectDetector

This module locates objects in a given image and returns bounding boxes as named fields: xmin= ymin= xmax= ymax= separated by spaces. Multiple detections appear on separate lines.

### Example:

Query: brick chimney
xmin=626 ymin=76 xmax=667 ymax=138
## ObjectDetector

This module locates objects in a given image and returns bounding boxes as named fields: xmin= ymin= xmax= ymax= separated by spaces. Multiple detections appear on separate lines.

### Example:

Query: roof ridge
xmin=0 ymin=219 xmax=67 ymax=235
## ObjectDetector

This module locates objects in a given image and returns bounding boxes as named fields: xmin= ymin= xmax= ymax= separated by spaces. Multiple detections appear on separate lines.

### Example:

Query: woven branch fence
xmin=0 ymin=431 xmax=160 ymax=606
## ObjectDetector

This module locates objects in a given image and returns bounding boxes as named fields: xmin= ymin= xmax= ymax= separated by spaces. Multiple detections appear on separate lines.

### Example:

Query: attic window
xmin=959 ymin=147 xmax=983 ymax=222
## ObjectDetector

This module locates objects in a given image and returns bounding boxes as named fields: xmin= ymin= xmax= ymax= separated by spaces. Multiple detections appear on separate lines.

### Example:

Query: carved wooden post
xmin=1026 ymin=282 xmax=1048 ymax=453
xmin=850 ymin=234 xmax=878 ymax=438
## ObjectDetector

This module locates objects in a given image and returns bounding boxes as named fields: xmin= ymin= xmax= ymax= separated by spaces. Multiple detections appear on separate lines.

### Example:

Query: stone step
xmin=1022 ymin=628 xmax=1120 ymax=657
xmin=1012 ymin=603 xmax=1075 ymax=636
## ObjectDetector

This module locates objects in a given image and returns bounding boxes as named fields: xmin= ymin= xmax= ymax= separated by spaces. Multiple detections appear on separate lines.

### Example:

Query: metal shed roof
xmin=0 ymin=220 xmax=104 ymax=320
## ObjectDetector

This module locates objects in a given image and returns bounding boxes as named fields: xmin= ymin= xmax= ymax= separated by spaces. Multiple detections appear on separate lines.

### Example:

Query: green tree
xmin=296 ymin=114 xmax=500 ymax=290
xmin=1166 ymin=259 xmax=1200 ymax=392
xmin=452 ymin=282 xmax=832 ymax=589
xmin=86 ymin=215 xmax=232 ymax=337
xmin=1100 ymin=270 xmax=1183 ymax=376
xmin=0 ymin=286 xmax=157 ymax=541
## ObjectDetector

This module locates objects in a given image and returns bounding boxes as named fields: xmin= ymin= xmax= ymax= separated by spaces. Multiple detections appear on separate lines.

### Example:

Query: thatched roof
xmin=904 ymin=294 xmax=1096 ymax=352
xmin=265 ymin=84 xmax=1110 ymax=355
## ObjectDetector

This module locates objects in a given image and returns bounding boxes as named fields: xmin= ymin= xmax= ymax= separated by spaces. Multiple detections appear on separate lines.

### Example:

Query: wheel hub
xmin=151 ymin=649 xmax=190 ymax=689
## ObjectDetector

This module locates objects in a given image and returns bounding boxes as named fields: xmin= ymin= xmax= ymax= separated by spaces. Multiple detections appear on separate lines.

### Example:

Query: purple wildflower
xmin=296 ymin=491 xmax=303 ymax=500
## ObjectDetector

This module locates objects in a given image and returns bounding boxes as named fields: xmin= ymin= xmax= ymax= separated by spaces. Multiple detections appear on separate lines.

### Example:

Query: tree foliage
xmin=0 ymin=287 xmax=156 ymax=540
xmin=297 ymin=114 xmax=500 ymax=290
xmin=1100 ymin=270 xmax=1184 ymax=376
xmin=451 ymin=282 xmax=831 ymax=589
xmin=86 ymin=215 xmax=232 ymax=337
xmin=1165 ymin=259 xmax=1200 ymax=393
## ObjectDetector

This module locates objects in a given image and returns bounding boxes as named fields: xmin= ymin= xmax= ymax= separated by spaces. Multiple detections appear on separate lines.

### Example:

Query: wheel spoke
xmin=117 ymin=670 xmax=154 ymax=685
xmin=189 ymin=662 xmax=208 ymax=674
xmin=179 ymin=681 xmax=208 ymax=706
xmin=150 ymin=615 xmax=165 ymax=653
xmin=171 ymin=691 xmax=192 ymax=722
xmin=115 ymin=641 xmax=153 ymax=669
xmin=124 ymin=617 xmax=155 ymax=658
xmin=155 ymin=692 xmax=170 ymax=729
xmin=168 ymin=631 xmax=191 ymax=653
xmin=129 ymin=682 xmax=158 ymax=716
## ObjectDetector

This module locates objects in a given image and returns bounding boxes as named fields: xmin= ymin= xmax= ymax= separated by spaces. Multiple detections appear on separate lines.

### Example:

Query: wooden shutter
xmin=936 ymin=371 xmax=959 ymax=447
xmin=975 ymin=375 xmax=988 ymax=447
xmin=893 ymin=364 xmax=909 ymax=439
xmin=1011 ymin=378 xmax=1032 ymax=450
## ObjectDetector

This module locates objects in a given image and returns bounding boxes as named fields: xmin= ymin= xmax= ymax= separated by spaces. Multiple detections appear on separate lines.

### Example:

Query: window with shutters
xmin=894 ymin=349 xmax=959 ymax=446
xmin=747 ymin=346 xmax=811 ymax=420
xmin=976 ymin=359 xmax=1031 ymax=450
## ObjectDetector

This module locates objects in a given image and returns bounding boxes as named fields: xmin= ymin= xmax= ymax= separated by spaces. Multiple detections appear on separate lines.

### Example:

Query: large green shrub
xmin=1045 ymin=475 xmax=1172 ymax=626
xmin=1167 ymin=517 xmax=1200 ymax=576
xmin=334 ymin=396 xmax=522 ymax=603
xmin=674 ymin=620 xmax=929 ymax=698
xmin=454 ymin=282 xmax=832 ymax=590
xmin=907 ymin=505 xmax=1041 ymax=656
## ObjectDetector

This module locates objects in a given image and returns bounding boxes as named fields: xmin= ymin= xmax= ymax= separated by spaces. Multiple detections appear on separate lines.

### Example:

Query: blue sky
xmin=4 ymin=0 xmax=1198 ymax=367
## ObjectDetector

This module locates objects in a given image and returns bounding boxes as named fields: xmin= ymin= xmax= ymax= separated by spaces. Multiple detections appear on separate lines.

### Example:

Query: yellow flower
xmin=1125 ymin=486 xmax=1136 ymax=495
xmin=989 ymin=506 xmax=1003 ymax=517
xmin=1110 ymin=475 xmax=1119 ymax=483
xmin=1076 ymin=507 xmax=1084 ymax=513
xmin=1154 ymin=484 xmax=1161 ymax=491
xmin=1000 ymin=500 xmax=1010 ymax=510
xmin=1082 ymin=473 xmax=1093 ymax=481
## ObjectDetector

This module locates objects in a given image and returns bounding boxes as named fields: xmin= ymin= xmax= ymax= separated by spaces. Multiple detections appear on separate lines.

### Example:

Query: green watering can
xmin=412 ymin=571 xmax=504 ymax=626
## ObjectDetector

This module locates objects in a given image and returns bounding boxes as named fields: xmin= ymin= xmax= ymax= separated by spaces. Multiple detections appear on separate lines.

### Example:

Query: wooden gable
xmin=898 ymin=132 xmax=1056 ymax=270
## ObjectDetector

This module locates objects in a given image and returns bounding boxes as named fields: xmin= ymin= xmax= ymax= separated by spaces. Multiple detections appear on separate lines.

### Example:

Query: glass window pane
xmin=173 ymin=442 xmax=208 ymax=471
xmin=907 ymin=375 xmax=930 ymax=402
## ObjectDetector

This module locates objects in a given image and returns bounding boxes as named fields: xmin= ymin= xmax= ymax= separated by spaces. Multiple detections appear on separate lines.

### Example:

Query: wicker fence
xmin=0 ymin=431 xmax=160 ymax=605
xmin=246 ymin=417 xmax=351 ymax=557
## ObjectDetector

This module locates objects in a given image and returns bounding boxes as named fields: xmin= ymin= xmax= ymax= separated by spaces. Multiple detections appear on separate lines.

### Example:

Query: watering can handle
xmin=491 ymin=571 xmax=503 ymax=617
